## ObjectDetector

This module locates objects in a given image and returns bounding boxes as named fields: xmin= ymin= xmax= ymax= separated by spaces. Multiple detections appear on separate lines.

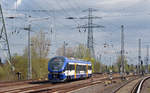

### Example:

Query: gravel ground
xmin=69 ymin=77 xmax=139 ymax=93
xmin=116 ymin=78 xmax=141 ymax=93
xmin=68 ymin=80 xmax=122 ymax=93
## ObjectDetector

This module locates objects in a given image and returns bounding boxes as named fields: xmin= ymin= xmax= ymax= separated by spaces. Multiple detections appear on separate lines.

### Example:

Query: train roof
xmin=50 ymin=56 xmax=91 ymax=64
xmin=65 ymin=57 xmax=91 ymax=64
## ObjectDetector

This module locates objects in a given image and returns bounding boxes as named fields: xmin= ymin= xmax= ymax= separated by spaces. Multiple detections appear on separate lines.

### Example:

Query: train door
xmin=66 ymin=63 xmax=69 ymax=76
xmin=75 ymin=63 xmax=76 ymax=79
xmin=86 ymin=64 xmax=88 ymax=77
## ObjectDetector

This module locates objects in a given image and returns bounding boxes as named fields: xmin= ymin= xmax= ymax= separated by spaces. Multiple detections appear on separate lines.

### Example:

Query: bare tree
xmin=31 ymin=30 xmax=50 ymax=59
xmin=74 ymin=44 xmax=90 ymax=59
xmin=56 ymin=44 xmax=91 ymax=59
xmin=56 ymin=46 xmax=74 ymax=58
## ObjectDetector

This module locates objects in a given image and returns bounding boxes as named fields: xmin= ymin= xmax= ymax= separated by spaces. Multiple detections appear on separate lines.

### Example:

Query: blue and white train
xmin=48 ymin=56 xmax=92 ymax=82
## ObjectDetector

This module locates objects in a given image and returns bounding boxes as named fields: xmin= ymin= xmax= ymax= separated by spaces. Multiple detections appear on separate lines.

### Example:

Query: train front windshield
xmin=49 ymin=57 xmax=64 ymax=71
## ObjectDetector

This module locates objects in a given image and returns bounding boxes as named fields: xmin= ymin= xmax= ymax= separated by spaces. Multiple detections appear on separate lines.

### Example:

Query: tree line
xmin=0 ymin=30 xmax=150 ymax=81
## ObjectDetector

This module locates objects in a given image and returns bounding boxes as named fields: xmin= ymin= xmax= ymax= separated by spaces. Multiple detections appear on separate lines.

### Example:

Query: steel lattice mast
xmin=0 ymin=4 xmax=14 ymax=71
xmin=67 ymin=8 xmax=104 ymax=58
xmin=78 ymin=8 xmax=104 ymax=58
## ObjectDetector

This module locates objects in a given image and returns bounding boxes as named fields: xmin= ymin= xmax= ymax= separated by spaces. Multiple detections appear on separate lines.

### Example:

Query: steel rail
xmin=136 ymin=76 xmax=150 ymax=93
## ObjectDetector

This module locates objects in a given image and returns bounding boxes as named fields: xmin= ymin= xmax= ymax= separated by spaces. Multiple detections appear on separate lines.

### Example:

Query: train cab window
xmin=49 ymin=57 xmax=64 ymax=71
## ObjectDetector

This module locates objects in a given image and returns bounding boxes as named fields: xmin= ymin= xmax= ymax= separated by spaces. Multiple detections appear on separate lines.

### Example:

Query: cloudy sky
xmin=0 ymin=0 xmax=150 ymax=65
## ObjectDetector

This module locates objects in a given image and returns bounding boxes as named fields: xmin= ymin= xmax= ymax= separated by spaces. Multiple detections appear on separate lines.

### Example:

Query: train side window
xmin=71 ymin=64 xmax=74 ymax=70
xmin=66 ymin=64 xmax=74 ymax=70
xmin=81 ymin=65 xmax=83 ymax=71
xmin=77 ymin=65 xmax=79 ymax=70
xmin=76 ymin=65 xmax=79 ymax=72
xmin=69 ymin=64 xmax=71 ymax=70
xmin=79 ymin=65 xmax=82 ymax=71
xmin=76 ymin=65 xmax=81 ymax=73
xmin=83 ymin=65 xmax=86 ymax=71
xmin=88 ymin=66 xmax=92 ymax=70
xmin=80 ymin=65 xmax=82 ymax=71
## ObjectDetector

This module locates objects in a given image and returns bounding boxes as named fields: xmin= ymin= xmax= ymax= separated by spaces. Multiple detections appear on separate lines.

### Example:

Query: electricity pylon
xmin=67 ymin=8 xmax=104 ymax=58
xmin=0 ymin=4 xmax=14 ymax=71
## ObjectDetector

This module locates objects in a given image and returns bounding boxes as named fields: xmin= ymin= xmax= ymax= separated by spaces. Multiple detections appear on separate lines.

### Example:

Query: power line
xmin=64 ymin=0 xmax=87 ymax=26
xmin=54 ymin=0 xmax=80 ymax=25
xmin=64 ymin=0 xmax=79 ymax=14
xmin=73 ymin=0 xmax=82 ymax=11
xmin=82 ymin=8 xmax=104 ymax=58
xmin=67 ymin=8 xmax=104 ymax=58
xmin=27 ymin=0 xmax=76 ymax=33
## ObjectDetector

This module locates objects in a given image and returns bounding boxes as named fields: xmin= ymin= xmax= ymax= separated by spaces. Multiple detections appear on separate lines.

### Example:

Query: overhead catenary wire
xmin=63 ymin=0 xmax=87 ymax=25
xmin=64 ymin=0 xmax=79 ymax=15
xmin=43 ymin=0 xmax=85 ymax=47
xmin=29 ymin=0 xmax=72 ymax=32
xmin=73 ymin=0 xmax=82 ymax=11
xmin=3 ymin=0 xmax=150 ymax=60
xmin=54 ymin=0 xmax=80 ymax=25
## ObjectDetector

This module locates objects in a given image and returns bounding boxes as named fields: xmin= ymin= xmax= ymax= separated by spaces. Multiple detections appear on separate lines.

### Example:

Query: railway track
xmin=0 ymin=80 xmax=35 ymax=88
xmin=0 ymin=74 xmax=138 ymax=93
xmin=132 ymin=76 xmax=150 ymax=93
xmin=0 ymin=77 xmax=99 ymax=93
xmin=29 ymin=75 xmax=138 ymax=93
xmin=112 ymin=75 xmax=150 ymax=93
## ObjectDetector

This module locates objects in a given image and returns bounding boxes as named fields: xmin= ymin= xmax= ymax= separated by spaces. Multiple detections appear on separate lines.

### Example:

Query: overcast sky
xmin=0 ymin=0 xmax=150 ymax=65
